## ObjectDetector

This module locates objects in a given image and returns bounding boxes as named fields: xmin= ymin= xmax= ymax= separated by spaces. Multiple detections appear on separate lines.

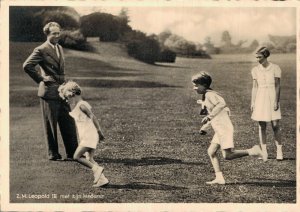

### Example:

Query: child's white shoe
xmin=248 ymin=145 xmax=267 ymax=162
xmin=276 ymin=145 xmax=283 ymax=160
xmin=92 ymin=166 xmax=104 ymax=184
xmin=93 ymin=174 xmax=109 ymax=187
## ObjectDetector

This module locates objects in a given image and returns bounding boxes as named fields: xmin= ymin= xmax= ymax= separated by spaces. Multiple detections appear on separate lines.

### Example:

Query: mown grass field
xmin=9 ymin=41 xmax=296 ymax=203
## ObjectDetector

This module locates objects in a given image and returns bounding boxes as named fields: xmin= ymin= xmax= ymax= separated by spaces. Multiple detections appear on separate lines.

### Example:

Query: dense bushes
xmin=80 ymin=12 xmax=132 ymax=42
xmin=125 ymin=31 xmax=161 ymax=64
xmin=59 ymin=30 xmax=94 ymax=51
xmin=158 ymin=49 xmax=177 ymax=63
xmin=268 ymin=35 xmax=296 ymax=53
xmin=157 ymin=31 xmax=210 ymax=59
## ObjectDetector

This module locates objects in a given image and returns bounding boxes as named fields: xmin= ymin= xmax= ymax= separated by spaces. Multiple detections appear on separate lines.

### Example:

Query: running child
xmin=192 ymin=72 xmax=266 ymax=185
xmin=58 ymin=81 xmax=109 ymax=187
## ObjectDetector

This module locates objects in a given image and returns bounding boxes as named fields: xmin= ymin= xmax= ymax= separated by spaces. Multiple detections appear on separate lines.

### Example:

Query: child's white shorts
xmin=211 ymin=110 xmax=234 ymax=150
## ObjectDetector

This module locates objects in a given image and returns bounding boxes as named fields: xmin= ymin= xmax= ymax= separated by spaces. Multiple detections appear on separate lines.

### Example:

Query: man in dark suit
xmin=23 ymin=22 xmax=78 ymax=160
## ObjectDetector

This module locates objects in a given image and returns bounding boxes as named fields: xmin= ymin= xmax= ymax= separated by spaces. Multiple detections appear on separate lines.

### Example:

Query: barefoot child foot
xmin=206 ymin=172 xmax=225 ymax=185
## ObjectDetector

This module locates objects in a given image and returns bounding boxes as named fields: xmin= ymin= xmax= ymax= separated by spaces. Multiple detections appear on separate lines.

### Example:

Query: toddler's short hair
xmin=256 ymin=47 xmax=270 ymax=58
xmin=192 ymin=71 xmax=212 ymax=88
xmin=58 ymin=81 xmax=81 ymax=100
xmin=43 ymin=22 xmax=61 ymax=35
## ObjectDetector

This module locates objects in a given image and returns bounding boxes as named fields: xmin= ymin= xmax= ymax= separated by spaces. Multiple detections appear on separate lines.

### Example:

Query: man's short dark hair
xmin=43 ymin=22 xmax=61 ymax=35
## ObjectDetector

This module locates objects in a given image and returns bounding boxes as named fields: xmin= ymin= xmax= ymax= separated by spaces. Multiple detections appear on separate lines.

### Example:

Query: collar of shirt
xmin=260 ymin=63 xmax=272 ymax=70
xmin=47 ymin=40 xmax=57 ymax=49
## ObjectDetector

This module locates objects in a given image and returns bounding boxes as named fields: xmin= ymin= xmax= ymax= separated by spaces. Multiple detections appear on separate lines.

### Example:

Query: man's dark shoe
xmin=49 ymin=154 xmax=62 ymax=161
xmin=64 ymin=157 xmax=75 ymax=161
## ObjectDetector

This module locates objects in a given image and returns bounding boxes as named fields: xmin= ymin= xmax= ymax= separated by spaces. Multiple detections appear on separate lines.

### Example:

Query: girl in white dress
xmin=58 ymin=81 xmax=109 ymax=187
xmin=192 ymin=72 xmax=265 ymax=185
xmin=251 ymin=47 xmax=283 ymax=160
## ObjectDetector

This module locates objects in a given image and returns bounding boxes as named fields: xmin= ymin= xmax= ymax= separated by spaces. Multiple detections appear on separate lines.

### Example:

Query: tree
xmin=236 ymin=40 xmax=247 ymax=47
xmin=118 ymin=7 xmax=130 ymax=23
xmin=268 ymin=34 xmax=296 ymax=53
xmin=164 ymin=34 xmax=196 ymax=55
xmin=157 ymin=30 xmax=172 ymax=46
xmin=286 ymin=43 xmax=296 ymax=53
xmin=248 ymin=39 xmax=259 ymax=51
xmin=126 ymin=35 xmax=161 ymax=64
xmin=203 ymin=36 xmax=218 ymax=54
xmin=221 ymin=30 xmax=232 ymax=47
xmin=80 ymin=12 xmax=132 ymax=41
xmin=10 ymin=6 xmax=81 ymax=42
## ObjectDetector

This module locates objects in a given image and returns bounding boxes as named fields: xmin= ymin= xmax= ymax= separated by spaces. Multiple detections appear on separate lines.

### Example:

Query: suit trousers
xmin=40 ymin=98 xmax=78 ymax=158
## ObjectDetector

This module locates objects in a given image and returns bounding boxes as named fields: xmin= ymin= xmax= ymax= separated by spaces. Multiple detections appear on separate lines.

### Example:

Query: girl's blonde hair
xmin=58 ymin=81 xmax=81 ymax=100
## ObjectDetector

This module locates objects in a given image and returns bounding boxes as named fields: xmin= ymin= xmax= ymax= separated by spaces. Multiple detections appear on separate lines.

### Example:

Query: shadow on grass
xmin=96 ymin=157 xmax=204 ymax=166
xmin=227 ymin=179 xmax=296 ymax=188
xmin=103 ymin=182 xmax=187 ymax=190
xmin=267 ymin=157 xmax=296 ymax=161
xmin=76 ymin=79 xmax=181 ymax=88
xmin=154 ymin=63 xmax=189 ymax=69
xmin=67 ymin=56 xmax=142 ymax=73
xmin=69 ymin=72 xmax=145 ymax=78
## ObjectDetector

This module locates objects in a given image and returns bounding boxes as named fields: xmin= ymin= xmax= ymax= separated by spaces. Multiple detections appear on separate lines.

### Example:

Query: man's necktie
xmin=55 ymin=44 xmax=60 ymax=59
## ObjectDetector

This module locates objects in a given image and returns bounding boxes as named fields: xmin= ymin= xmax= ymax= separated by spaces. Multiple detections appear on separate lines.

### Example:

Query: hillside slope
xmin=10 ymin=41 xmax=179 ymax=90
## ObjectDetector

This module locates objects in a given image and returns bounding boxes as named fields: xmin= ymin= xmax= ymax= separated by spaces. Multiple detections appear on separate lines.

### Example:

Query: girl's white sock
xmin=261 ymin=144 xmax=267 ymax=153
xmin=215 ymin=171 xmax=224 ymax=180
xmin=92 ymin=164 xmax=99 ymax=172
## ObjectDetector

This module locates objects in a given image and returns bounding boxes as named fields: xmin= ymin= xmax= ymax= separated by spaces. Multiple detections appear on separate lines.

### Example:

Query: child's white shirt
xmin=204 ymin=90 xmax=229 ymax=120
xmin=203 ymin=90 xmax=234 ymax=149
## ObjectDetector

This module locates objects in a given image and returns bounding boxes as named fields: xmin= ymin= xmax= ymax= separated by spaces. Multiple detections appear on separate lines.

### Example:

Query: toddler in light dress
xmin=58 ymin=81 xmax=109 ymax=187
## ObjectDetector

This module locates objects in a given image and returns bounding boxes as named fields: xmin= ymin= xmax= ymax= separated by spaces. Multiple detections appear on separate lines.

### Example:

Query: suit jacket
xmin=23 ymin=42 xmax=65 ymax=100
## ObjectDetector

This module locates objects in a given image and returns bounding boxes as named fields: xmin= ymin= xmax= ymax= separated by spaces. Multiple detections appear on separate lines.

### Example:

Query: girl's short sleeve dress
xmin=251 ymin=63 xmax=281 ymax=122
xmin=69 ymin=100 xmax=99 ymax=149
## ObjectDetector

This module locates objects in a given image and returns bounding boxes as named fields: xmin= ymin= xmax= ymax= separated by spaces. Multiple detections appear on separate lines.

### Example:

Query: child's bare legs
xmin=258 ymin=121 xmax=268 ymax=159
xmin=271 ymin=120 xmax=281 ymax=145
xmin=222 ymin=149 xmax=249 ymax=160
xmin=222 ymin=146 xmax=266 ymax=162
xmin=258 ymin=121 xmax=267 ymax=145
xmin=87 ymin=149 xmax=98 ymax=165
xmin=73 ymin=146 xmax=103 ymax=183
xmin=208 ymin=143 xmax=221 ymax=172
xmin=86 ymin=149 xmax=109 ymax=187
xmin=271 ymin=120 xmax=283 ymax=160
xmin=87 ymin=149 xmax=109 ymax=187
xmin=206 ymin=143 xmax=225 ymax=185
xmin=74 ymin=146 xmax=94 ymax=168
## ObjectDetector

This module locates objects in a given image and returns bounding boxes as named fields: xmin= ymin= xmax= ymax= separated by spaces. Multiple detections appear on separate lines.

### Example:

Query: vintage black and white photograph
xmin=0 ymin=0 xmax=298 ymax=211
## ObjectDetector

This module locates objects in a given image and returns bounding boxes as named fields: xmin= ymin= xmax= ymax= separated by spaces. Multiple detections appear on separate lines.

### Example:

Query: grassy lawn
xmin=9 ymin=42 xmax=296 ymax=203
